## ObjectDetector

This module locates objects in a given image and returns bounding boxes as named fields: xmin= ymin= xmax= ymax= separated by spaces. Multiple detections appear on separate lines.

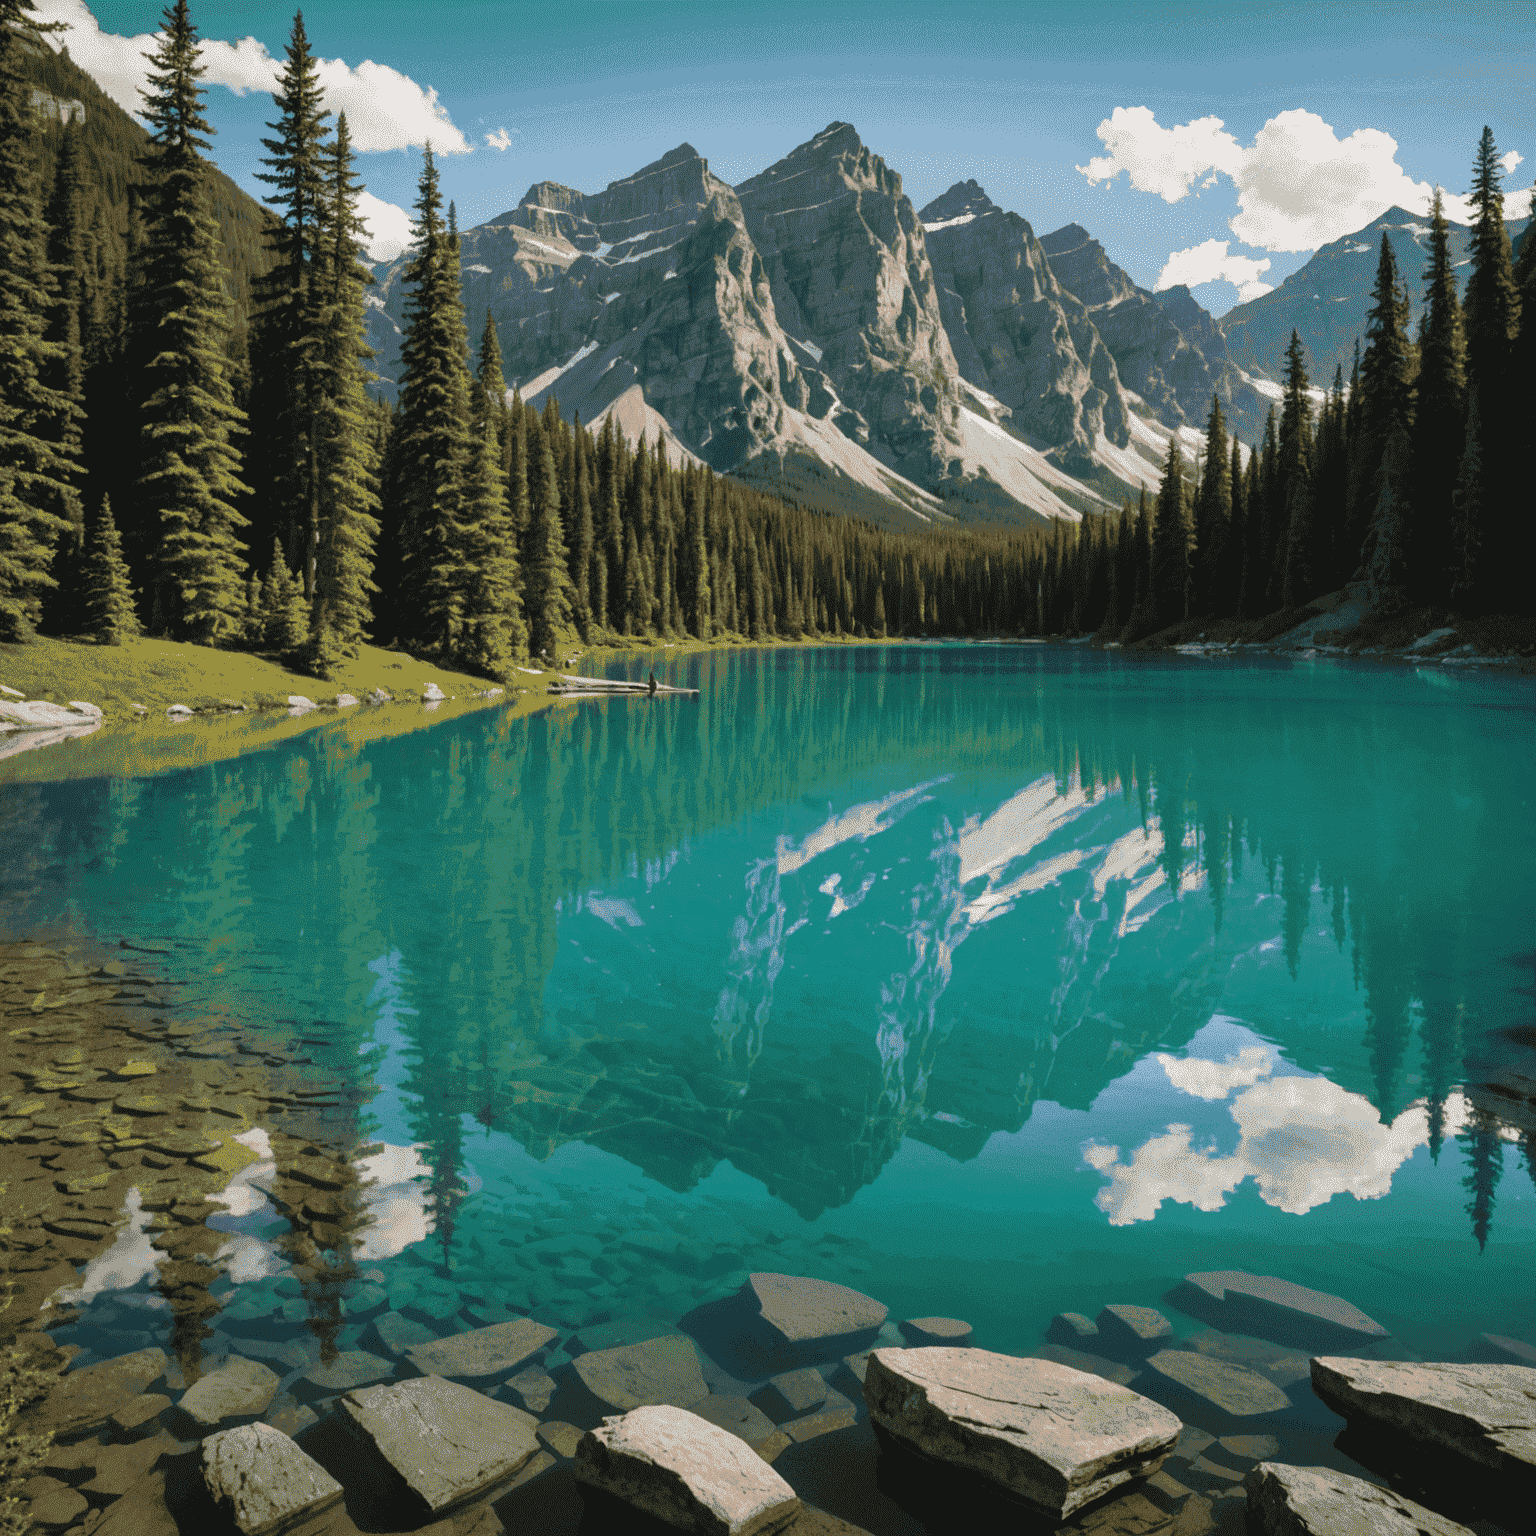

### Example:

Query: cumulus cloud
xmin=38 ymin=0 xmax=470 ymax=152
xmin=486 ymin=126 xmax=515 ymax=152
xmin=1081 ymin=104 xmax=1532 ymax=253
xmin=1501 ymin=150 xmax=1524 ymax=175
xmin=1155 ymin=1042 xmax=1275 ymax=1099
xmin=357 ymin=190 xmax=415 ymax=262
xmin=1155 ymin=240 xmax=1274 ymax=302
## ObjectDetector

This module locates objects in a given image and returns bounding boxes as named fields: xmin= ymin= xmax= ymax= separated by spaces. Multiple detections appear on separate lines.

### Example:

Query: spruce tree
xmin=1193 ymin=395 xmax=1229 ymax=615
xmin=304 ymin=113 xmax=381 ymax=677
xmin=1151 ymin=435 xmax=1193 ymax=626
xmin=258 ymin=537 xmax=307 ymax=654
xmin=132 ymin=0 xmax=250 ymax=641
xmin=1225 ymin=435 xmax=1245 ymax=614
xmin=523 ymin=408 xmax=570 ymax=660
xmin=567 ymin=413 xmax=593 ymax=638
xmin=1410 ymin=188 xmax=1467 ymax=604
xmin=79 ymin=495 xmax=139 ymax=644
xmin=1278 ymin=331 xmax=1316 ymax=607
xmin=0 ymin=0 xmax=74 ymax=641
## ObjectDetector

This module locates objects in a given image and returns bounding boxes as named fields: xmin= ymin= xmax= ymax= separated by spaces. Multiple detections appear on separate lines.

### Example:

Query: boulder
xmin=1310 ymin=1357 xmax=1536 ymax=1499
xmin=201 ymin=1423 xmax=344 ymax=1536
xmin=365 ymin=688 xmax=392 ymax=704
xmin=570 ymin=1317 xmax=679 ymax=1357
xmin=66 ymin=701 xmax=102 ymax=719
xmin=750 ymin=1369 xmax=827 ymax=1424
xmin=537 ymin=1421 xmax=586 ymax=1458
xmin=285 ymin=696 xmax=315 ymax=711
xmin=333 ymin=694 xmax=359 ymax=708
xmin=108 ymin=1392 xmax=171 ymax=1439
xmin=0 ymin=699 xmax=98 ymax=729
xmin=167 ymin=704 xmax=193 ymax=718
xmin=422 ymin=683 xmax=447 ymax=702
xmin=1245 ymin=1461 xmax=1473 ymax=1536
xmin=1096 ymin=1305 xmax=1174 ymax=1354
xmin=863 ymin=1346 xmax=1180 ymax=1518
xmin=691 ymin=1395 xmax=785 ymax=1457
xmin=26 ymin=1485 xmax=87 ymax=1531
xmin=177 ymin=1356 xmax=280 ymax=1428
xmin=572 ymin=1334 xmax=710 ymax=1415
xmin=1031 ymin=1344 xmax=1139 ymax=1387
xmin=338 ymin=1374 xmax=540 ymax=1515
xmin=39 ymin=1348 xmax=167 ymax=1440
xmin=1047 ymin=1313 xmax=1100 ymax=1345
xmin=296 ymin=1350 xmax=393 ymax=1396
xmin=502 ymin=1363 xmax=558 ymax=1414
xmin=1482 ymin=1334 xmax=1536 ymax=1367
xmin=575 ymin=1403 xmax=801 ymax=1534
xmin=900 ymin=1317 xmax=972 ymax=1347
xmin=1218 ymin=1434 xmax=1280 ymax=1462
xmin=1174 ymin=1271 xmax=1388 ymax=1346
xmin=366 ymin=1312 xmax=437 ymax=1357
xmin=1145 ymin=1350 xmax=1290 ymax=1417
xmin=741 ymin=1274 xmax=887 ymax=1360
xmin=401 ymin=1318 xmax=558 ymax=1382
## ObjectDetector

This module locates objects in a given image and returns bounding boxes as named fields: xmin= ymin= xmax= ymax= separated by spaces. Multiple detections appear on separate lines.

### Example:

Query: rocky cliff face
xmin=1039 ymin=223 xmax=1266 ymax=443
xmin=918 ymin=181 xmax=1130 ymax=475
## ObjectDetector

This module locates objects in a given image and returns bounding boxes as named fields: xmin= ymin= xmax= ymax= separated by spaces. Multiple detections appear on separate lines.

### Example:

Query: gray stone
xmin=1218 ymin=1434 xmax=1281 ymax=1462
xmin=422 ymin=683 xmax=446 ymax=702
xmin=1245 ymin=1461 xmax=1473 ymax=1536
xmin=569 ymin=1316 xmax=678 ymax=1356
xmin=751 ymin=1369 xmax=827 ymax=1424
xmin=1482 ymin=1334 xmax=1536 ymax=1367
xmin=863 ymin=1346 xmax=1180 ymax=1519
xmin=39 ymin=1347 xmax=167 ymax=1439
xmin=369 ymin=1306 xmax=448 ymax=1355
xmin=167 ymin=704 xmax=193 ymax=717
xmin=338 ymin=1374 xmax=540 ymax=1515
xmin=233 ymin=1339 xmax=313 ymax=1376
xmin=26 ymin=1484 xmax=88 ymax=1531
xmin=333 ymin=694 xmax=359 ymax=708
xmin=285 ymin=695 xmax=315 ymax=711
xmin=1145 ymin=1350 xmax=1290 ymax=1417
xmin=0 ymin=699 xmax=99 ymax=730
xmin=108 ymin=1392 xmax=171 ymax=1439
xmin=178 ymin=1356 xmax=280 ymax=1428
xmin=900 ymin=1317 xmax=971 ymax=1347
xmin=365 ymin=688 xmax=392 ymax=704
xmin=201 ymin=1423 xmax=344 ymax=1536
xmin=575 ymin=1404 xmax=801 ymax=1535
xmin=1176 ymin=1271 xmax=1388 ymax=1344
xmin=782 ymin=1404 xmax=856 ymax=1444
xmin=572 ymin=1333 xmax=710 ymax=1414
xmin=80 ymin=1433 xmax=176 ymax=1497
xmin=1047 ymin=1313 xmax=1100 ymax=1345
xmin=1096 ymin=1305 xmax=1174 ymax=1352
xmin=297 ymin=1350 xmax=393 ymax=1394
xmin=402 ymin=1317 xmax=559 ymax=1382
xmin=502 ymin=1363 xmax=558 ymax=1414
xmin=691 ymin=1395 xmax=784 ymax=1456
xmin=1310 ymin=1357 xmax=1536 ymax=1499
xmin=742 ymin=1273 xmax=887 ymax=1355
xmin=1031 ymin=1344 xmax=1139 ymax=1387
xmin=538 ymin=1421 xmax=586 ymax=1458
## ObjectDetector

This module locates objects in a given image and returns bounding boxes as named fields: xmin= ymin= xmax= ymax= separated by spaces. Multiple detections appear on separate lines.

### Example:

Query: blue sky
xmin=41 ymin=0 xmax=1534 ymax=314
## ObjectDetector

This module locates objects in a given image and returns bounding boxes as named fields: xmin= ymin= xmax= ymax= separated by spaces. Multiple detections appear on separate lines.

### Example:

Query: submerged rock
xmin=1245 ymin=1461 xmax=1473 ymax=1535
xmin=39 ymin=1348 xmax=167 ymax=1440
xmin=691 ymin=1395 xmax=786 ymax=1458
xmin=575 ymin=1403 xmax=801 ymax=1534
xmin=1031 ymin=1344 xmax=1140 ymax=1387
xmin=402 ymin=1318 xmax=558 ymax=1382
xmin=176 ymin=1356 xmax=279 ymax=1429
xmin=1310 ymin=1357 xmax=1536 ymax=1499
xmin=863 ymin=1346 xmax=1180 ymax=1518
xmin=900 ymin=1317 xmax=972 ymax=1347
xmin=1482 ymin=1335 xmax=1536 ymax=1367
xmin=338 ymin=1374 xmax=540 ymax=1515
xmin=1146 ymin=1350 xmax=1290 ymax=1417
xmin=1048 ymin=1313 xmax=1100 ymax=1346
xmin=1097 ymin=1306 xmax=1174 ymax=1354
xmin=750 ymin=1369 xmax=828 ymax=1424
xmin=201 ymin=1422 xmax=344 ymax=1536
xmin=572 ymin=1334 xmax=711 ymax=1414
xmin=724 ymin=1273 xmax=887 ymax=1367
xmin=1174 ymin=1271 xmax=1388 ymax=1346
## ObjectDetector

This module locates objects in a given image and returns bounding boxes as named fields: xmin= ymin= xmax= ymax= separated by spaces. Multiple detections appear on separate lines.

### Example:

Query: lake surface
xmin=3 ymin=643 xmax=1533 ymax=1530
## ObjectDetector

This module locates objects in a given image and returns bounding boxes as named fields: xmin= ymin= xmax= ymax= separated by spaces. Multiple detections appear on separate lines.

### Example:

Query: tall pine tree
xmin=79 ymin=495 xmax=139 ymax=645
xmin=1278 ymin=331 xmax=1316 ymax=608
xmin=1151 ymin=435 xmax=1193 ymax=627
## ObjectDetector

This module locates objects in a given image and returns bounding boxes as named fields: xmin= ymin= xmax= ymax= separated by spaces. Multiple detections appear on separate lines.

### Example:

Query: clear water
xmin=4 ymin=644 xmax=1533 ymax=1526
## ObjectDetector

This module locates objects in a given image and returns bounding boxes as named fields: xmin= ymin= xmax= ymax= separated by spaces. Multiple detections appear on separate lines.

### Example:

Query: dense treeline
xmin=1 ymin=0 xmax=1531 ymax=664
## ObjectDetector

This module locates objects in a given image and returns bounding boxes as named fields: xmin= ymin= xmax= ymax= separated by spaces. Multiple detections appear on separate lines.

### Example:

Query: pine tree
xmin=1193 ymin=395 xmax=1229 ymax=616
xmin=303 ymin=113 xmax=381 ymax=677
xmin=1409 ymin=188 xmax=1467 ymax=605
xmin=79 ymin=495 xmax=139 ymax=644
xmin=1460 ymin=1107 xmax=1504 ymax=1253
xmin=390 ymin=145 xmax=475 ymax=657
xmin=1151 ymin=435 xmax=1193 ymax=626
xmin=1277 ymin=331 xmax=1316 ymax=608
xmin=258 ymin=537 xmax=307 ymax=654
xmin=0 ymin=0 xmax=74 ymax=641
xmin=1225 ymin=435 xmax=1245 ymax=614
xmin=567 ymin=413 xmax=593 ymax=638
xmin=523 ymin=409 xmax=569 ymax=660
xmin=132 ymin=0 xmax=250 ymax=641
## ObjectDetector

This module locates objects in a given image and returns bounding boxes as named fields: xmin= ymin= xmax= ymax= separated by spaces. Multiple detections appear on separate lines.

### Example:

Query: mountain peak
xmin=919 ymin=180 xmax=1001 ymax=227
xmin=1038 ymin=223 xmax=1095 ymax=256
xmin=603 ymin=142 xmax=709 ymax=194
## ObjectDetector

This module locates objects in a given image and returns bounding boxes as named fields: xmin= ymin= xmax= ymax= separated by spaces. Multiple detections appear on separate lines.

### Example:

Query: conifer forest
xmin=2 ymin=0 xmax=1533 ymax=673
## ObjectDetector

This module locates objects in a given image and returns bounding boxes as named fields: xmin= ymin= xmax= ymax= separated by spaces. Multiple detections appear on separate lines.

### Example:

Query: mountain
xmin=367 ymin=126 xmax=1167 ymax=529
xmin=1220 ymin=204 xmax=1532 ymax=385
xmin=1038 ymin=222 xmax=1269 ymax=443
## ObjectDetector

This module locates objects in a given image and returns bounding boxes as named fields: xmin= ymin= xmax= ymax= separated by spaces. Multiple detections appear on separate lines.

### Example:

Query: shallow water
xmin=3 ymin=643 xmax=1532 ymax=1530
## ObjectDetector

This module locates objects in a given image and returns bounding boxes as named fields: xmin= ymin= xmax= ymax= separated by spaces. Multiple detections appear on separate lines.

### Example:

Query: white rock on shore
xmin=0 ymin=698 xmax=101 ymax=729
xmin=863 ymin=1346 xmax=1180 ymax=1518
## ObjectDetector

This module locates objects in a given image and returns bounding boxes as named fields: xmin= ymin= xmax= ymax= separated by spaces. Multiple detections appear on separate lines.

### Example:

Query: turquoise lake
xmin=2 ymin=643 xmax=1533 ymax=1530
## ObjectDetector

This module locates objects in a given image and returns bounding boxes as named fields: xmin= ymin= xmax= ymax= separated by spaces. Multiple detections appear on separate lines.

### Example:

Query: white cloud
xmin=486 ymin=126 xmax=515 ymax=152
xmin=1501 ymin=150 xmax=1524 ymax=175
xmin=38 ymin=0 xmax=470 ymax=153
xmin=1155 ymin=1043 xmax=1274 ymax=1100
xmin=1155 ymin=239 xmax=1274 ymax=302
xmin=357 ymin=190 xmax=414 ymax=262
xmin=1080 ymin=105 xmax=1532 ymax=253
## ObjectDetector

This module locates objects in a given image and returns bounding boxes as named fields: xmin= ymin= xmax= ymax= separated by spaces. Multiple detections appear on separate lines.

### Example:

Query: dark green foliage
xmin=1277 ymin=331 xmax=1315 ymax=608
xmin=258 ymin=537 xmax=307 ymax=654
xmin=79 ymin=494 xmax=138 ymax=644
xmin=567 ymin=414 xmax=594 ymax=639
xmin=1460 ymin=1107 xmax=1504 ymax=1253
xmin=1151 ymin=435 xmax=1193 ymax=626
xmin=131 ymin=0 xmax=250 ymax=642
xmin=523 ymin=408 xmax=571 ymax=660
xmin=1193 ymin=395 xmax=1229 ymax=616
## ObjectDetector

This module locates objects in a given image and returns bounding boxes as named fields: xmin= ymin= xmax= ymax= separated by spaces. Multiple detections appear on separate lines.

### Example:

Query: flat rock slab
xmin=1481 ymin=1335 xmax=1536 ymax=1367
xmin=178 ymin=1356 xmax=280 ymax=1428
xmin=900 ymin=1317 xmax=972 ymax=1347
xmin=570 ymin=1317 xmax=681 ymax=1356
xmin=298 ymin=1350 xmax=394 ymax=1395
xmin=502 ymin=1364 xmax=557 ymax=1414
xmin=573 ymin=1334 xmax=710 ymax=1414
xmin=202 ymin=1422 xmax=344 ymax=1536
xmin=1032 ymin=1345 xmax=1140 ymax=1387
xmin=1097 ymin=1306 xmax=1173 ymax=1352
xmin=402 ymin=1318 xmax=558 ymax=1382
xmin=864 ymin=1346 xmax=1180 ymax=1519
xmin=367 ymin=1312 xmax=438 ymax=1357
xmin=40 ymin=1348 xmax=167 ymax=1439
xmin=1311 ymin=1357 xmax=1536 ymax=1498
xmin=576 ymin=1404 xmax=801 ymax=1535
xmin=1177 ymin=1271 xmax=1388 ymax=1345
xmin=1146 ymin=1351 xmax=1290 ymax=1417
xmin=691 ymin=1395 xmax=783 ymax=1454
xmin=338 ymin=1374 xmax=540 ymax=1515
xmin=1048 ymin=1313 xmax=1100 ymax=1345
xmin=1218 ymin=1434 xmax=1280 ymax=1462
xmin=1245 ymin=1461 xmax=1473 ymax=1535
xmin=745 ymin=1273 xmax=887 ymax=1354
xmin=751 ymin=1369 xmax=828 ymax=1423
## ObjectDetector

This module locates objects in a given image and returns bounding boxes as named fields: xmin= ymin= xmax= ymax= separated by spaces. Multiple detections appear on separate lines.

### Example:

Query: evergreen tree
xmin=1193 ymin=395 xmax=1229 ymax=616
xmin=79 ymin=494 xmax=139 ymax=644
xmin=1126 ymin=485 xmax=1154 ymax=636
xmin=132 ymin=0 xmax=250 ymax=641
xmin=390 ymin=144 xmax=475 ymax=657
xmin=1277 ymin=331 xmax=1316 ymax=608
xmin=1460 ymin=1107 xmax=1504 ymax=1253
xmin=1225 ymin=435 xmax=1245 ymax=614
xmin=303 ymin=113 xmax=381 ymax=677
xmin=1409 ymin=188 xmax=1467 ymax=604
xmin=567 ymin=412 xmax=593 ymax=638
xmin=0 ymin=0 xmax=74 ymax=640
xmin=1151 ymin=435 xmax=1193 ymax=626
xmin=258 ymin=537 xmax=306 ymax=654
xmin=523 ymin=409 xmax=569 ymax=659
